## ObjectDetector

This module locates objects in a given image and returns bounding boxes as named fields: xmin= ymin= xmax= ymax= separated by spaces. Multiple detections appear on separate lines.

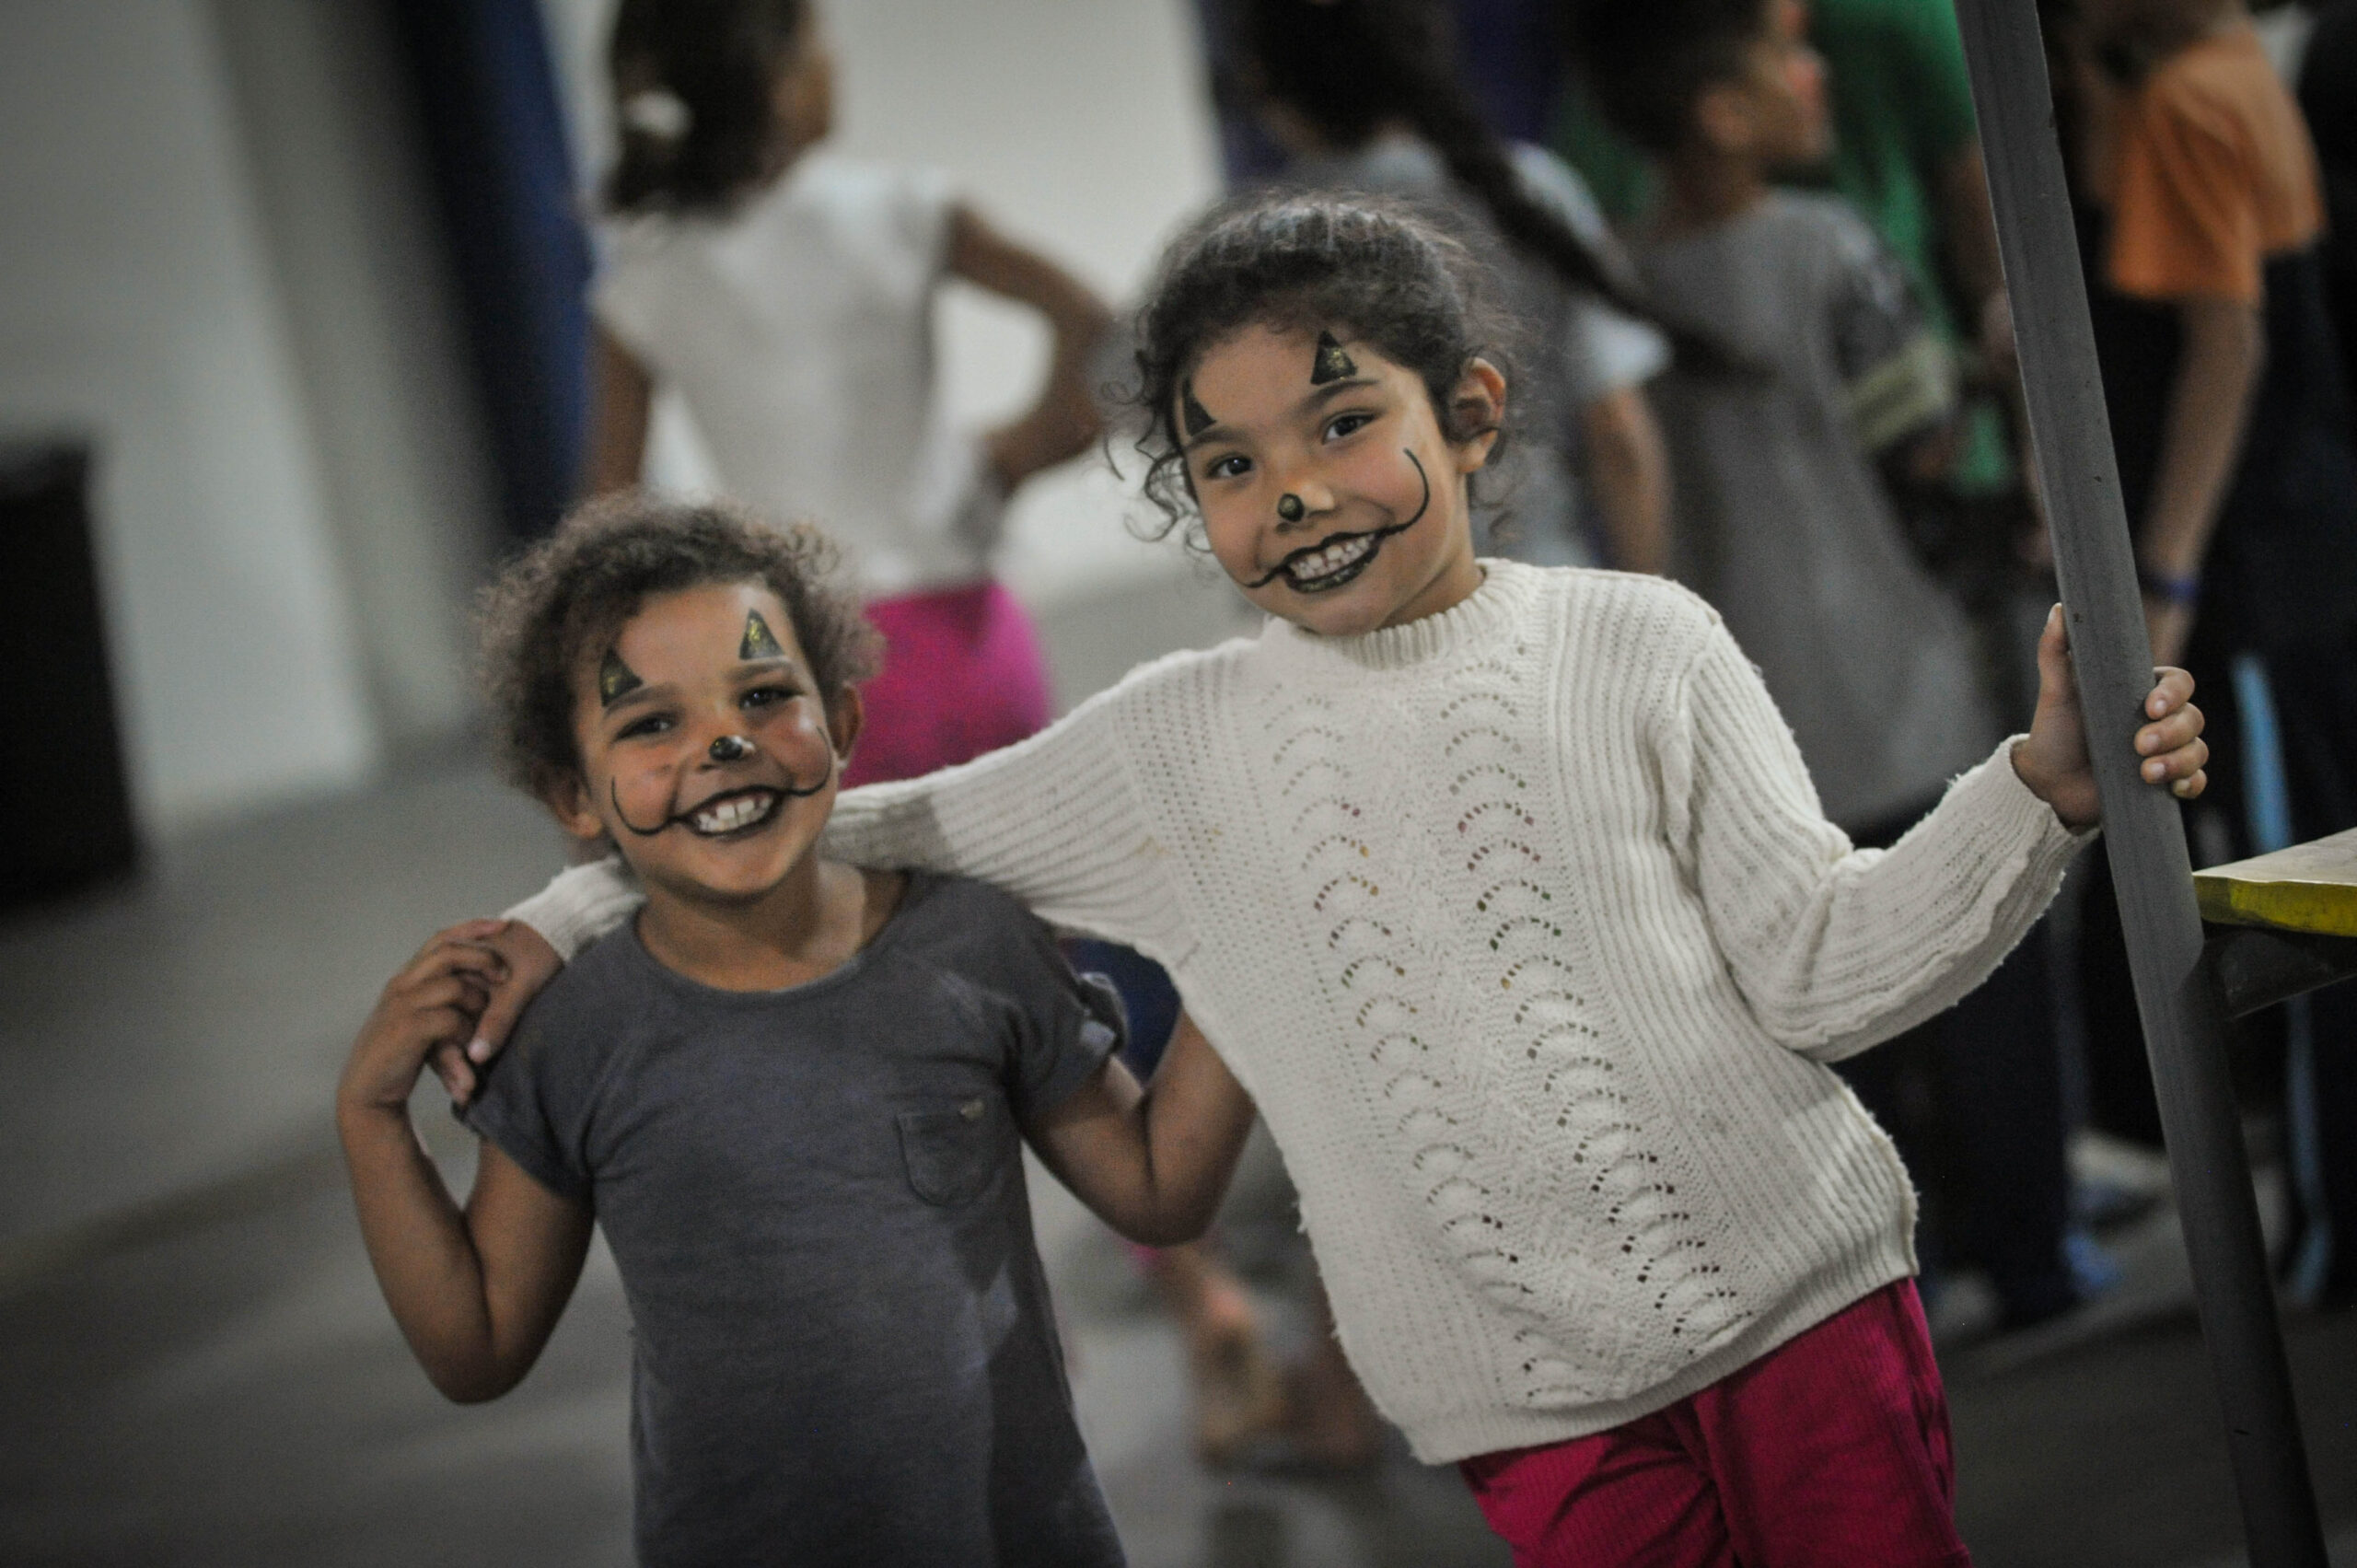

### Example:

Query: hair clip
xmin=621 ymin=88 xmax=691 ymax=142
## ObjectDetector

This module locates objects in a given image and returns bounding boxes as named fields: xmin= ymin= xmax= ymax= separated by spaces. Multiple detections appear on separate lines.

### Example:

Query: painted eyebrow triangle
xmin=598 ymin=648 xmax=644 ymax=708
xmin=1181 ymin=377 xmax=1384 ymax=453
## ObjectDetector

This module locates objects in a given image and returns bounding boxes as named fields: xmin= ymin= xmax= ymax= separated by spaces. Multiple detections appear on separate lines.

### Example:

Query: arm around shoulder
xmin=505 ymin=857 xmax=643 ymax=962
xmin=824 ymin=679 xmax=1190 ymax=953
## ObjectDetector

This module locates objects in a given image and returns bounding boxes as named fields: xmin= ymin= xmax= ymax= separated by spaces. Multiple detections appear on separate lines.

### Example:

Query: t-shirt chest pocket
xmin=895 ymin=1096 xmax=1008 ymax=1207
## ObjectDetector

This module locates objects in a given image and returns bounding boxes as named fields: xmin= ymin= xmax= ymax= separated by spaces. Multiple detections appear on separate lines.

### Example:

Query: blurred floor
xmin=3 ymin=594 xmax=2355 ymax=1565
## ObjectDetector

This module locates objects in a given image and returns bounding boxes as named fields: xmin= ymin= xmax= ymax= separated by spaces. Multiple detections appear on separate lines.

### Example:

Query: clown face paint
xmin=1242 ymin=449 xmax=1431 ymax=590
xmin=1181 ymin=323 xmax=1492 ymax=638
xmin=1311 ymin=331 xmax=1358 ymax=386
xmin=1180 ymin=379 xmax=1215 ymax=440
xmin=598 ymin=648 xmax=644 ymax=707
xmin=739 ymin=609 xmax=785 ymax=662
xmin=570 ymin=582 xmax=846 ymax=905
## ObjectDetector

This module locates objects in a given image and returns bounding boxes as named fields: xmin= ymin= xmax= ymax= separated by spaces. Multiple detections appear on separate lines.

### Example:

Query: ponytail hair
xmin=1238 ymin=0 xmax=1742 ymax=375
xmin=604 ymin=0 xmax=808 ymax=217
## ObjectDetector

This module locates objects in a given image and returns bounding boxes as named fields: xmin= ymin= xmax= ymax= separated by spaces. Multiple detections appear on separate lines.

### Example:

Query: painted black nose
xmin=709 ymin=735 xmax=753 ymax=762
xmin=1277 ymin=494 xmax=1306 ymax=523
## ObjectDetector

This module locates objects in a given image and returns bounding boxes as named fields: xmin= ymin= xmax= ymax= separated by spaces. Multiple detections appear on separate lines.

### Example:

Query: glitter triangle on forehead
xmin=598 ymin=648 xmax=644 ymax=708
xmin=1311 ymin=331 xmax=1358 ymax=385
xmin=1180 ymin=379 xmax=1214 ymax=439
xmin=739 ymin=609 xmax=785 ymax=661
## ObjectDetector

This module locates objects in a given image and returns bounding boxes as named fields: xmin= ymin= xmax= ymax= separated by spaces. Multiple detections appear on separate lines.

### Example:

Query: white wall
xmin=207 ymin=0 xmax=496 ymax=750
xmin=536 ymin=0 xmax=1233 ymax=616
xmin=0 ymin=2 xmax=502 ymax=836
xmin=0 ymin=2 xmax=382 ymax=833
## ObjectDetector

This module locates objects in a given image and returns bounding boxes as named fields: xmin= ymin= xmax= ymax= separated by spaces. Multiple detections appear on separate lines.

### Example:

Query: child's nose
xmin=1272 ymin=476 xmax=1336 ymax=528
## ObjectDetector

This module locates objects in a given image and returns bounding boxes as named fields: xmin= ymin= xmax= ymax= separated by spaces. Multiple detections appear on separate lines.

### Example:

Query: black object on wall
xmin=384 ymin=0 xmax=589 ymax=544
xmin=0 ymin=443 xmax=138 ymax=909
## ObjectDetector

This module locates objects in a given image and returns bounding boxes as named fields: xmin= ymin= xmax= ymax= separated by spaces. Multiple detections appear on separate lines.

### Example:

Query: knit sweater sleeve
xmin=820 ymin=685 xmax=1192 ymax=958
xmin=505 ymin=682 xmax=1189 ymax=963
xmin=1656 ymin=616 xmax=2090 ymax=1062
xmin=505 ymin=857 xmax=641 ymax=962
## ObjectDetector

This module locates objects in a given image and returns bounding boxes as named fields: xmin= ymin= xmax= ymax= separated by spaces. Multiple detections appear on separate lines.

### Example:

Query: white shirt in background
xmin=595 ymin=153 xmax=1000 ymax=598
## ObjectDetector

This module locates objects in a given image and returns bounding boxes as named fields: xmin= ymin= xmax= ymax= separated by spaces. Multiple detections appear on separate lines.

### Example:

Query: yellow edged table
xmin=2196 ymin=827 xmax=2357 ymax=1017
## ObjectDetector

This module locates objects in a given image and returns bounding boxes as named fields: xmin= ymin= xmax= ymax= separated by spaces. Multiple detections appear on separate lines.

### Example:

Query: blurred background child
xmin=2062 ymin=0 xmax=2357 ymax=1307
xmin=1574 ymin=0 xmax=2092 ymax=1332
xmin=581 ymin=0 xmax=1112 ymax=788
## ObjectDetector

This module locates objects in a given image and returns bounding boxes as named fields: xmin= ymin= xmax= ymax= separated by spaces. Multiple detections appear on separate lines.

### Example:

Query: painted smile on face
xmin=608 ymin=764 xmax=831 ymax=841
xmin=1241 ymin=448 xmax=1432 ymax=594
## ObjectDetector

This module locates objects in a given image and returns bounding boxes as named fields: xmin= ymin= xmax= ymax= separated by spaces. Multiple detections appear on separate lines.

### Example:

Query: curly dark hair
xmin=1571 ymin=0 xmax=1773 ymax=157
xmin=604 ymin=0 xmax=809 ymax=216
xmin=477 ymin=493 xmax=880 ymax=803
xmin=1126 ymin=192 xmax=1518 ymax=544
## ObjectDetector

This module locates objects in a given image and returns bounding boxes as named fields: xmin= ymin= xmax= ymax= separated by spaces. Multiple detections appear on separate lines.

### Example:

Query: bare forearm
xmin=583 ymin=327 xmax=652 ymax=498
xmin=949 ymin=204 xmax=1113 ymax=488
xmin=1581 ymin=388 xmax=1670 ymax=575
xmin=2142 ymin=298 xmax=2263 ymax=578
xmin=1030 ymin=1019 xmax=1256 ymax=1245
xmin=336 ymin=1105 xmax=509 ymax=1400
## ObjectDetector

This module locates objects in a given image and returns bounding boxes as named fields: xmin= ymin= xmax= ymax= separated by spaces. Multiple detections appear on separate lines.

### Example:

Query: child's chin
xmin=643 ymin=838 xmax=810 ymax=903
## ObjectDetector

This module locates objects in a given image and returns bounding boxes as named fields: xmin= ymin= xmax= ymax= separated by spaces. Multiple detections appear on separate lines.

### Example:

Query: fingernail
xmin=467 ymin=1038 xmax=490 ymax=1063
xmin=2144 ymin=761 xmax=2165 ymax=781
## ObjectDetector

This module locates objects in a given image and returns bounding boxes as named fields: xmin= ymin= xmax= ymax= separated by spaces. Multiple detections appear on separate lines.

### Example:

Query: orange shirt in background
xmin=2099 ymin=25 xmax=2324 ymax=304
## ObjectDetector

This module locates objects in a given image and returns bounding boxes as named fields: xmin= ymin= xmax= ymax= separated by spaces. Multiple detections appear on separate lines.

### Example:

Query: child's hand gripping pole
xmin=2009 ymin=603 xmax=2210 ymax=830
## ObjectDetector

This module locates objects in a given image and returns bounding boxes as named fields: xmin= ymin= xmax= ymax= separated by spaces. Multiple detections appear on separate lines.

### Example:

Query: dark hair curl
xmin=1127 ymin=192 xmax=1516 ymax=543
xmin=1571 ymin=0 xmax=1773 ymax=157
xmin=1238 ymin=0 xmax=1744 ymax=375
xmin=477 ymin=493 xmax=879 ymax=803
xmin=604 ymin=0 xmax=808 ymax=216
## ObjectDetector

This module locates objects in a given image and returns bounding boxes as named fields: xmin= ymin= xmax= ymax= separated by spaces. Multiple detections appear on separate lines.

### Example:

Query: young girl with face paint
xmin=484 ymin=198 xmax=2212 ymax=1562
xmin=338 ymin=497 xmax=1252 ymax=1567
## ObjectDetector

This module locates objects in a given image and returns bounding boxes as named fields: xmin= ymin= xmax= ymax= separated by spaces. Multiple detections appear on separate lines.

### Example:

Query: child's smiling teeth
xmin=1283 ymin=532 xmax=1378 ymax=589
xmin=689 ymin=789 xmax=781 ymax=836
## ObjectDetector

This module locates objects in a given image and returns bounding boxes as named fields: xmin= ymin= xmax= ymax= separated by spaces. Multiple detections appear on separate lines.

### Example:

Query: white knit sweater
xmin=513 ymin=561 xmax=2089 ymax=1463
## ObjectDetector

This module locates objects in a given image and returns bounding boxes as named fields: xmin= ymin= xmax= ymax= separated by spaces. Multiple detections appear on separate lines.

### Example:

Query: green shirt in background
xmin=1808 ymin=0 xmax=1982 ymax=347
xmin=1554 ymin=0 xmax=2013 ymax=489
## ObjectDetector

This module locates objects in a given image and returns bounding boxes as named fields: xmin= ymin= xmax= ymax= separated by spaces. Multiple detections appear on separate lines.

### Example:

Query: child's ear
xmin=1693 ymin=81 xmax=1756 ymax=157
xmin=542 ymin=770 xmax=609 ymax=845
xmin=1449 ymin=358 xmax=1509 ymax=474
xmin=827 ymin=684 xmax=865 ymax=762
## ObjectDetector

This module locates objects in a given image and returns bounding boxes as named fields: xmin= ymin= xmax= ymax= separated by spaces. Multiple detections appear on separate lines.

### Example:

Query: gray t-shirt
xmin=1638 ymin=192 xmax=2002 ymax=830
xmin=465 ymin=873 xmax=1125 ymax=1568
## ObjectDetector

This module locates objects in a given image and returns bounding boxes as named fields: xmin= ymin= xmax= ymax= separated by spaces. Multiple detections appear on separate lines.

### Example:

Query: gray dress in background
xmin=1637 ymin=191 xmax=2002 ymax=832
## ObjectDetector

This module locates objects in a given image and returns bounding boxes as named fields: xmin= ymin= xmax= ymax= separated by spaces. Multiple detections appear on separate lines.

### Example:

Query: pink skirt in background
xmin=843 ymin=579 xmax=1054 ymax=788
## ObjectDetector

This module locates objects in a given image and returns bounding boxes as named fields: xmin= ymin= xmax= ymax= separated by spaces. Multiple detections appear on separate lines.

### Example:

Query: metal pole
xmin=1948 ymin=3 xmax=2327 ymax=1562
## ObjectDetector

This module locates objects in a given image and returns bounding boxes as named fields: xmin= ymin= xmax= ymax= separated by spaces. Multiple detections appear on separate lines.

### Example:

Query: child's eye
xmin=1325 ymin=410 xmax=1375 ymax=442
xmin=741 ymin=685 xmax=799 ymax=711
xmin=1202 ymin=453 xmax=1252 ymax=482
xmin=615 ymin=712 xmax=674 ymax=741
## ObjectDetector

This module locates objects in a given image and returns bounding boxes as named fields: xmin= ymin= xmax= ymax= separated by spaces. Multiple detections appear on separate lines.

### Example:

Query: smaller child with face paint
xmin=490 ymin=199 xmax=2213 ymax=1562
xmin=335 ymin=497 xmax=1253 ymax=1568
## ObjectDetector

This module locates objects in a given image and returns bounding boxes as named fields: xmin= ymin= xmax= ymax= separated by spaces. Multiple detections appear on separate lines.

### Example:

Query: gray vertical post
xmin=1948 ymin=2 xmax=2327 ymax=1562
